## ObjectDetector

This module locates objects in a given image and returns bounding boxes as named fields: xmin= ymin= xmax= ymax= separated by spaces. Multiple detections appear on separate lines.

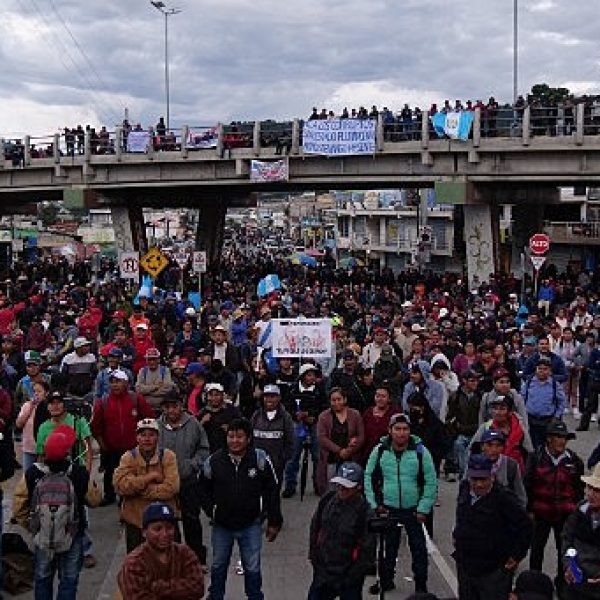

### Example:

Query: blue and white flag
xmin=431 ymin=111 xmax=474 ymax=141
xmin=257 ymin=274 xmax=281 ymax=297
xmin=134 ymin=275 xmax=154 ymax=304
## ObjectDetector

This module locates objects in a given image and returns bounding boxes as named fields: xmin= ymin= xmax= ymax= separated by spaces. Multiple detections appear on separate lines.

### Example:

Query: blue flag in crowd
xmin=257 ymin=274 xmax=281 ymax=297
xmin=134 ymin=275 xmax=154 ymax=304
xmin=188 ymin=292 xmax=201 ymax=310
xmin=431 ymin=111 xmax=474 ymax=141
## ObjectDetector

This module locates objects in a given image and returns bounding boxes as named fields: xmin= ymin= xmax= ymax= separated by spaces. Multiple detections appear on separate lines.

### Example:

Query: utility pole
xmin=150 ymin=1 xmax=182 ymax=130
xmin=513 ymin=0 xmax=519 ymax=103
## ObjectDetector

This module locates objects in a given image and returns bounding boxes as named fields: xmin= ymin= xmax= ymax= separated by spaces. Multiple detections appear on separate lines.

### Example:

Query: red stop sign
xmin=529 ymin=233 xmax=551 ymax=255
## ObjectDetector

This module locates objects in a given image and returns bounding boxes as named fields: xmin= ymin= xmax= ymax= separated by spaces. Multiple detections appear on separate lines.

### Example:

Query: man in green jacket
xmin=364 ymin=413 xmax=437 ymax=595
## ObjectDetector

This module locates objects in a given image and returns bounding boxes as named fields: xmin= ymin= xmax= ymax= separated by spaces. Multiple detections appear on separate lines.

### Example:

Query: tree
xmin=38 ymin=202 xmax=60 ymax=227
xmin=529 ymin=83 xmax=570 ymax=104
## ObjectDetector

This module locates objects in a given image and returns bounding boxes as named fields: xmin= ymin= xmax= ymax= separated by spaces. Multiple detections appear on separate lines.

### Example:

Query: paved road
xmin=3 ymin=414 xmax=599 ymax=599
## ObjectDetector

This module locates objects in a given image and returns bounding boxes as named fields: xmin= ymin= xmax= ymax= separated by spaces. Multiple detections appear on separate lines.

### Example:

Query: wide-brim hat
xmin=582 ymin=463 xmax=600 ymax=489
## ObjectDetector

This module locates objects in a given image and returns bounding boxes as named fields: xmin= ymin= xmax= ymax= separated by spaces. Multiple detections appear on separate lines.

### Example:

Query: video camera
xmin=367 ymin=515 xmax=402 ymax=534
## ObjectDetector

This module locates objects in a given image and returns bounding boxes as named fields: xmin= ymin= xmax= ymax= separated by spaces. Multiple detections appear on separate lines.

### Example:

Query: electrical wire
xmin=21 ymin=0 xmax=121 ymax=125
xmin=47 ymin=0 xmax=128 ymax=118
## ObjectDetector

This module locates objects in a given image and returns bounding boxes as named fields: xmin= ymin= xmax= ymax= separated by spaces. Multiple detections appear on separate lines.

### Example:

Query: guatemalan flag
xmin=431 ymin=111 xmax=475 ymax=141
xmin=257 ymin=274 xmax=281 ymax=297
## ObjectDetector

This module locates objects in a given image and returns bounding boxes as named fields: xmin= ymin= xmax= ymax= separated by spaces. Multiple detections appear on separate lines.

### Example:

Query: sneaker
xmin=592 ymin=415 xmax=598 ymax=423
xmin=445 ymin=473 xmax=457 ymax=483
xmin=235 ymin=560 xmax=244 ymax=575
xmin=573 ymin=408 xmax=582 ymax=420
xmin=282 ymin=488 xmax=296 ymax=498
xmin=84 ymin=555 xmax=97 ymax=569
xmin=369 ymin=581 xmax=395 ymax=595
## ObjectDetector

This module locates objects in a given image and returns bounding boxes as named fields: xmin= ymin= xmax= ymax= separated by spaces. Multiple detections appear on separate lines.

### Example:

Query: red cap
xmin=373 ymin=327 xmax=387 ymax=335
xmin=44 ymin=425 xmax=77 ymax=462
xmin=112 ymin=310 xmax=126 ymax=319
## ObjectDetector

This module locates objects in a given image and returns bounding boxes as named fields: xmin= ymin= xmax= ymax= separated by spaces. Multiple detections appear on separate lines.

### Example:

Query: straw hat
xmin=582 ymin=463 xmax=600 ymax=489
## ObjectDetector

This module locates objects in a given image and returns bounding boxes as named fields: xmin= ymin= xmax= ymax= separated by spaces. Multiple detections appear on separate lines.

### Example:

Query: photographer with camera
xmin=308 ymin=462 xmax=375 ymax=599
xmin=364 ymin=413 xmax=437 ymax=595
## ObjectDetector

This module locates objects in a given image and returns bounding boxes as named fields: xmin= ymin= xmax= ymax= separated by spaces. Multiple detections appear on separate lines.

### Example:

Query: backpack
xmin=141 ymin=365 xmax=166 ymax=384
xmin=370 ymin=440 xmax=425 ymax=508
xmin=30 ymin=467 xmax=78 ymax=556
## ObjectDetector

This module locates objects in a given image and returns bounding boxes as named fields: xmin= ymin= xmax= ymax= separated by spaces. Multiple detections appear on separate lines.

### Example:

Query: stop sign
xmin=529 ymin=233 xmax=551 ymax=255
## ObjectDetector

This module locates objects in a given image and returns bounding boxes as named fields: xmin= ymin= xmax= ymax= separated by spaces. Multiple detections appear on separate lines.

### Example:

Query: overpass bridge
xmin=0 ymin=105 xmax=598 ymax=277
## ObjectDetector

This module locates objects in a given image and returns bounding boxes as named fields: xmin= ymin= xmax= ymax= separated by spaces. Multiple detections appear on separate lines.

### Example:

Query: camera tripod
xmin=369 ymin=516 xmax=403 ymax=600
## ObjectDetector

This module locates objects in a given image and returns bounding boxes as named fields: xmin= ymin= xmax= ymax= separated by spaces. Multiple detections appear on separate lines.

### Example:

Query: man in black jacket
xmin=199 ymin=418 xmax=282 ymax=600
xmin=453 ymin=454 xmax=532 ymax=600
xmin=308 ymin=462 xmax=375 ymax=599
xmin=250 ymin=384 xmax=295 ymax=489
xmin=282 ymin=363 xmax=327 ymax=498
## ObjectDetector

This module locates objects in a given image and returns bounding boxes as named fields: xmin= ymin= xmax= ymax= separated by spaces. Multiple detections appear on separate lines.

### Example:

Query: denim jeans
xmin=22 ymin=451 xmax=37 ymax=473
xmin=380 ymin=508 xmax=428 ymax=589
xmin=209 ymin=521 xmax=263 ymax=600
xmin=454 ymin=435 xmax=471 ymax=478
xmin=34 ymin=533 xmax=84 ymax=600
xmin=284 ymin=424 xmax=318 ymax=490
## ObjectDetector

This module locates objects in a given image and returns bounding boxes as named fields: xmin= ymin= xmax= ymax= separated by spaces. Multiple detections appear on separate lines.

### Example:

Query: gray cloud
xmin=0 ymin=0 xmax=598 ymax=135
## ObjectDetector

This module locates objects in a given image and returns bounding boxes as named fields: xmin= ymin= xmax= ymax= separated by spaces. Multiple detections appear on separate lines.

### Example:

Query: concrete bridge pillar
xmin=463 ymin=203 xmax=496 ymax=288
xmin=195 ymin=201 xmax=227 ymax=267
xmin=110 ymin=206 xmax=148 ymax=254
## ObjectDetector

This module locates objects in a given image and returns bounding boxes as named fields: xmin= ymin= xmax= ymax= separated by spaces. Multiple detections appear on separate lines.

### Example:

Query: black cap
xmin=546 ymin=420 xmax=575 ymax=440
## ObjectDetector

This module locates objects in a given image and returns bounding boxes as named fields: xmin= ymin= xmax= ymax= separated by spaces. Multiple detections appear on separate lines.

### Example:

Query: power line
xmin=47 ymin=0 xmax=127 ymax=116
xmin=22 ymin=0 xmax=121 ymax=124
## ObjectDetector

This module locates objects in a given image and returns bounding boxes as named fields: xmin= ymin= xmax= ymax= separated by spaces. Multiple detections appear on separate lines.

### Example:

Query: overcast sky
xmin=0 ymin=0 xmax=597 ymax=136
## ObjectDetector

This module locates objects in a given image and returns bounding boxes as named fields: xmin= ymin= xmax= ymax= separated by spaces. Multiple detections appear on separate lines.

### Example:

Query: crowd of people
xmin=0 ymin=242 xmax=600 ymax=599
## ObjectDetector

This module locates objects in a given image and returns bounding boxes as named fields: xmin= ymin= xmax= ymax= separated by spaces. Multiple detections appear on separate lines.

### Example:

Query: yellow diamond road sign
xmin=140 ymin=247 xmax=169 ymax=278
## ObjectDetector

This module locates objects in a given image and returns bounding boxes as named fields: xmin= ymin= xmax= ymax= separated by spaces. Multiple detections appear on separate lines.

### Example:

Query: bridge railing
xmin=3 ymin=102 xmax=600 ymax=168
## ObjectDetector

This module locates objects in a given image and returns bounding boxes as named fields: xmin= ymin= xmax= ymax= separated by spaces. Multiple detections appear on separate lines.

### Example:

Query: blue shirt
xmin=521 ymin=376 xmax=565 ymax=418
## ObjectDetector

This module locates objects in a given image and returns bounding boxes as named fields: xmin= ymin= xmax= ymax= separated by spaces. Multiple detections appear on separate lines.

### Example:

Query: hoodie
xmin=401 ymin=360 xmax=445 ymax=417
xmin=158 ymin=412 xmax=209 ymax=481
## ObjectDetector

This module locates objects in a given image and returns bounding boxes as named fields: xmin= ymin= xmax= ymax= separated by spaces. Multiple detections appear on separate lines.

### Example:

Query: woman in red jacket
xmin=360 ymin=385 xmax=402 ymax=465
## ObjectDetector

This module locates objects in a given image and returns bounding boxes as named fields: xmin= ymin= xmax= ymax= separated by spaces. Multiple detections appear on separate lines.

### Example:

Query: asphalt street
xmin=3 ymin=414 xmax=599 ymax=599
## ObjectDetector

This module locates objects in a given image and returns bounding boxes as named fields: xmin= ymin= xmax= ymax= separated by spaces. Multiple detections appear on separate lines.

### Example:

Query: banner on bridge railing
xmin=431 ymin=111 xmax=474 ymax=141
xmin=302 ymin=118 xmax=376 ymax=156
xmin=271 ymin=318 xmax=332 ymax=358
xmin=127 ymin=131 xmax=151 ymax=153
xmin=250 ymin=159 xmax=288 ymax=182
xmin=187 ymin=127 xmax=219 ymax=149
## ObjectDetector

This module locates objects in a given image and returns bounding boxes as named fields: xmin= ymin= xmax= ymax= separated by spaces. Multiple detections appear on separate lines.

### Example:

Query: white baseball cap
xmin=109 ymin=369 xmax=129 ymax=381
xmin=205 ymin=383 xmax=224 ymax=393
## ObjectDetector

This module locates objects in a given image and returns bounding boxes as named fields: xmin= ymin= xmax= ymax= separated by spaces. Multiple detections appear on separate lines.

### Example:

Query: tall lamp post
xmin=150 ymin=1 xmax=181 ymax=130
xmin=513 ymin=0 xmax=518 ymax=102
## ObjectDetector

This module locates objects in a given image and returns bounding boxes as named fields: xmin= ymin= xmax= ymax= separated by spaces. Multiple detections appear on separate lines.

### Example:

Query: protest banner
xmin=302 ymin=118 xmax=376 ymax=156
xmin=126 ymin=130 xmax=151 ymax=153
xmin=187 ymin=127 xmax=219 ymax=149
xmin=271 ymin=318 xmax=332 ymax=358
xmin=250 ymin=159 xmax=288 ymax=182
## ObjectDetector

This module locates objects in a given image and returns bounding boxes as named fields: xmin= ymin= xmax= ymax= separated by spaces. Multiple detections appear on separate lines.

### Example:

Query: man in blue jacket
xmin=523 ymin=336 xmax=568 ymax=384
xmin=521 ymin=357 xmax=566 ymax=449
xmin=364 ymin=413 xmax=438 ymax=595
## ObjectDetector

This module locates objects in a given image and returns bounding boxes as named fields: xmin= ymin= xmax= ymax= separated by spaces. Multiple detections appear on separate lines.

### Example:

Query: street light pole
xmin=150 ymin=1 xmax=181 ymax=130
xmin=513 ymin=0 xmax=518 ymax=103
